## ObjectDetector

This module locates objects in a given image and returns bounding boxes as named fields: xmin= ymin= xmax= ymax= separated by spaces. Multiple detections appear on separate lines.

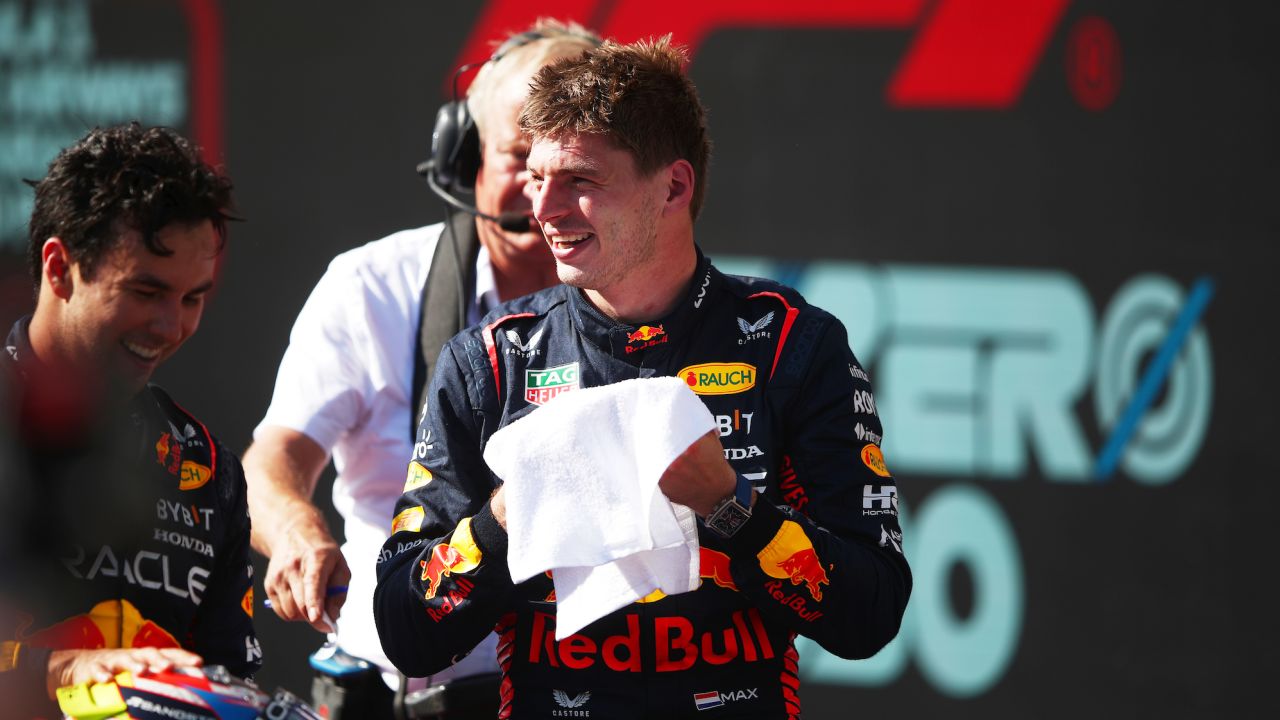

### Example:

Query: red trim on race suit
xmin=748 ymin=291 xmax=800 ymax=380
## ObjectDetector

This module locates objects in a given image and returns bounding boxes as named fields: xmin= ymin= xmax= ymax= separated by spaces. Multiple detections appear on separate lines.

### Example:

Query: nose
xmin=151 ymin=301 xmax=184 ymax=343
xmin=151 ymin=298 xmax=189 ymax=345
xmin=528 ymin=179 xmax=568 ymax=226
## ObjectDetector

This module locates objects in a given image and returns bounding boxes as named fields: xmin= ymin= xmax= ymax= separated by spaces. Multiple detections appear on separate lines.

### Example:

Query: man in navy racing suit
xmin=0 ymin=123 xmax=259 ymax=716
xmin=373 ymin=38 xmax=910 ymax=718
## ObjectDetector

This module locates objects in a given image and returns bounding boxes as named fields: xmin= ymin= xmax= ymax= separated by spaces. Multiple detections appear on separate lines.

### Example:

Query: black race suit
xmin=373 ymin=253 xmax=910 ymax=719
xmin=1 ymin=316 xmax=261 ymax=707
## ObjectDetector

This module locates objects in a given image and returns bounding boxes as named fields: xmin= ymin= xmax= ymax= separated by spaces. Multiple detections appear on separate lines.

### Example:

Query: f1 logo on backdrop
xmin=455 ymin=0 xmax=1083 ymax=109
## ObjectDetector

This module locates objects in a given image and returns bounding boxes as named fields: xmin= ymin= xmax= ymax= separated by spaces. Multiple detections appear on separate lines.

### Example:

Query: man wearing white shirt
xmin=242 ymin=20 xmax=600 ymax=718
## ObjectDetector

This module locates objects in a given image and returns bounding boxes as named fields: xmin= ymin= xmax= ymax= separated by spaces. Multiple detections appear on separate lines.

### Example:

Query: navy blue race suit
xmin=1 ymin=317 xmax=261 ymax=706
xmin=374 ymin=253 xmax=910 ymax=719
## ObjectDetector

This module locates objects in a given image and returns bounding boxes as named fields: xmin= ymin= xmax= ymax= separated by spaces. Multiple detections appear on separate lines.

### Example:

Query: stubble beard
xmin=556 ymin=195 xmax=661 ymax=292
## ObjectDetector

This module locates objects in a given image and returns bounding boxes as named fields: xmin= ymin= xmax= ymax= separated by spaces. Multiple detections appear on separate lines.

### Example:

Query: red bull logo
xmin=627 ymin=325 xmax=665 ymax=343
xmin=775 ymin=549 xmax=830 ymax=602
xmin=154 ymin=432 xmax=181 ymax=475
xmin=528 ymin=608 xmax=775 ymax=672
xmin=625 ymin=324 xmax=669 ymax=354
xmin=420 ymin=519 xmax=483 ymax=614
xmin=757 ymin=521 xmax=830 ymax=602
xmin=20 ymin=599 xmax=180 ymax=652
xmin=421 ymin=544 xmax=466 ymax=601
xmin=699 ymin=547 xmax=738 ymax=592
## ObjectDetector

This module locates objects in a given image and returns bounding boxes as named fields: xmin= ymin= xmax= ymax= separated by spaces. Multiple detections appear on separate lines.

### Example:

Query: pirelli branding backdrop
xmin=1 ymin=1 xmax=1275 ymax=715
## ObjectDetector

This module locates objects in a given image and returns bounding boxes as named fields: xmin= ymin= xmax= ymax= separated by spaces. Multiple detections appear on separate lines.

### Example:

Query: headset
xmin=409 ymin=27 xmax=602 ymax=441
xmin=417 ymin=30 xmax=564 ymax=227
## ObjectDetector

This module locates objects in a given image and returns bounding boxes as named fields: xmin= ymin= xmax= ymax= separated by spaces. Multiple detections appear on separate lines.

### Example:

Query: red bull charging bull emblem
xmin=699 ymin=547 xmax=738 ymax=592
xmin=19 ymin=599 xmax=180 ymax=652
xmin=420 ymin=519 xmax=483 ymax=620
xmin=421 ymin=544 xmax=467 ymax=600
xmin=154 ymin=432 xmax=181 ymax=475
xmin=625 ymin=324 xmax=668 ymax=353
xmin=757 ymin=521 xmax=830 ymax=604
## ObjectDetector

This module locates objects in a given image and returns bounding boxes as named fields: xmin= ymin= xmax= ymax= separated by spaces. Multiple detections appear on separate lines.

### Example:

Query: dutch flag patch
xmin=693 ymin=691 xmax=724 ymax=711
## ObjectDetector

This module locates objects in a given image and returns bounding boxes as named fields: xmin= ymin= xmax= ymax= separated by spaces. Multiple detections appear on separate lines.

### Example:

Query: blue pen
xmin=263 ymin=584 xmax=348 ymax=610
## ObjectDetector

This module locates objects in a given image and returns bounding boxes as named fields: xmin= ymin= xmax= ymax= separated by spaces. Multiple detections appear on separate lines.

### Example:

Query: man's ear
xmin=41 ymin=238 xmax=74 ymax=300
xmin=663 ymin=159 xmax=695 ymax=216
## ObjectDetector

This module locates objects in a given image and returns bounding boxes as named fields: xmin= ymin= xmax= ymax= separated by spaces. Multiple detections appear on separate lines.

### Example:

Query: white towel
xmin=483 ymin=376 xmax=715 ymax=639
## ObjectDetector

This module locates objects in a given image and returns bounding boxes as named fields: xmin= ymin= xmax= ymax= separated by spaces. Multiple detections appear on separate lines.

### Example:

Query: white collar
xmin=470 ymin=244 xmax=501 ymax=325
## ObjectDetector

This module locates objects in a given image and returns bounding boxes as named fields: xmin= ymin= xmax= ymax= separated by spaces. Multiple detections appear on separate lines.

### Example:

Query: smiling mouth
xmin=122 ymin=340 xmax=163 ymax=363
xmin=550 ymin=233 xmax=592 ymax=250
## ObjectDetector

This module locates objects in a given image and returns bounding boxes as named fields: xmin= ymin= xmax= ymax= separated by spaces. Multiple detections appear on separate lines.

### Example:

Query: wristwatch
xmin=705 ymin=473 xmax=754 ymax=538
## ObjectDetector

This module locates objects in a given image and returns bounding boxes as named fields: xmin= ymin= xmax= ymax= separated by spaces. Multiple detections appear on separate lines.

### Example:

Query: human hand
xmin=47 ymin=646 xmax=202 ymax=699
xmin=262 ymin=516 xmax=350 ymax=632
xmin=658 ymin=430 xmax=738 ymax=517
xmin=490 ymin=485 xmax=507 ymax=530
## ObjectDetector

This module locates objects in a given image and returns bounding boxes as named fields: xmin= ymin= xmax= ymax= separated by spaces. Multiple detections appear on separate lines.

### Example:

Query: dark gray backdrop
xmin=1 ymin=1 xmax=1276 ymax=715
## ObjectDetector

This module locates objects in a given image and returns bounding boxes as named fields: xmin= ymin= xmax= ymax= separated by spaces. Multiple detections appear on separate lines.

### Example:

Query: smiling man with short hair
xmin=0 ymin=123 xmax=259 ymax=716
xmin=375 ymin=38 xmax=911 ymax=718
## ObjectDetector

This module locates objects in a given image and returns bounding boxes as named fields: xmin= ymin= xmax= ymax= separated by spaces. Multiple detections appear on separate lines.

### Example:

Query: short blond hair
xmin=466 ymin=18 xmax=600 ymax=144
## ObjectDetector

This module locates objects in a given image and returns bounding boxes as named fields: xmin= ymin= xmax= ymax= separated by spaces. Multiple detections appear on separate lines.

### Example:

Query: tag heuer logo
xmin=525 ymin=363 xmax=579 ymax=406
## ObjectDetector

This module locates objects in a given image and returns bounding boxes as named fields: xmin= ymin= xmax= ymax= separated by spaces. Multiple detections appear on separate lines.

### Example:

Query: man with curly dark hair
xmin=0 ymin=123 xmax=260 ymax=716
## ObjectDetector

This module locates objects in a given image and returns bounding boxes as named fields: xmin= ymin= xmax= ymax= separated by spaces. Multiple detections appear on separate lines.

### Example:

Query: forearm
xmin=1 ymin=641 xmax=55 ymax=711
xmin=375 ymin=505 xmax=514 ymax=676
xmin=242 ymin=427 xmax=331 ymax=556
xmin=724 ymin=500 xmax=910 ymax=658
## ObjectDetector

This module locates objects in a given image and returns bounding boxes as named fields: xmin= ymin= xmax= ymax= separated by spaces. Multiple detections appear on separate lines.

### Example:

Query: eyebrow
xmin=534 ymin=157 xmax=604 ymax=178
xmin=129 ymin=274 xmax=215 ymax=295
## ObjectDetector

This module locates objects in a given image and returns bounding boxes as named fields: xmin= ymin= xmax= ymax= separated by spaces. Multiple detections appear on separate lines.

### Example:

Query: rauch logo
xmin=679 ymin=363 xmax=755 ymax=395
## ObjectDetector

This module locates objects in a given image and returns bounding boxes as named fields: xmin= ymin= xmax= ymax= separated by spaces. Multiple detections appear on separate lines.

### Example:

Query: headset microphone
xmin=416 ymin=159 xmax=532 ymax=233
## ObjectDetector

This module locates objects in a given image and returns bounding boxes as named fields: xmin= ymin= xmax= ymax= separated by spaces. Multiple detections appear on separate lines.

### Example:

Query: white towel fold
xmin=483 ymin=376 xmax=715 ymax=639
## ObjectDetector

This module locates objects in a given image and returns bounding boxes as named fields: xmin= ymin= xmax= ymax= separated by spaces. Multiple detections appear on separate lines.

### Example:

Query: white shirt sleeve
xmin=255 ymin=252 xmax=375 ymax=450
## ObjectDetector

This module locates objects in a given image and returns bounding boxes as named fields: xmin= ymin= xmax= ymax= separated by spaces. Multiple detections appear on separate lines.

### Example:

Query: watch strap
xmin=705 ymin=473 xmax=754 ymax=538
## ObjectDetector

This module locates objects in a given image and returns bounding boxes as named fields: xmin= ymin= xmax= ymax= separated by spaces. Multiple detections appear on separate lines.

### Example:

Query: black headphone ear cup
xmin=429 ymin=100 xmax=480 ymax=191
xmin=452 ymin=104 xmax=481 ymax=193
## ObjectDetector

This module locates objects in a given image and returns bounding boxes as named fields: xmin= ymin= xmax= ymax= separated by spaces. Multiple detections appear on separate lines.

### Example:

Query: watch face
xmin=709 ymin=500 xmax=751 ymax=538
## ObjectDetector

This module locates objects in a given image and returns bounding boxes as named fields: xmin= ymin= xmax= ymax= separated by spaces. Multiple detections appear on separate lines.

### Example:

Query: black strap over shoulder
xmin=410 ymin=211 xmax=480 ymax=440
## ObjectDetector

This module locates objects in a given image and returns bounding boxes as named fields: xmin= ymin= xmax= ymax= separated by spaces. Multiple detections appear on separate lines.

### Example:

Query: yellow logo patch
xmin=178 ymin=461 xmax=212 ymax=491
xmin=861 ymin=443 xmax=891 ymax=477
xmin=757 ymin=521 xmax=830 ymax=602
xmin=241 ymin=588 xmax=254 ymax=618
xmin=404 ymin=462 xmax=432 ymax=491
xmin=391 ymin=506 xmax=425 ymax=535
xmin=678 ymin=362 xmax=756 ymax=395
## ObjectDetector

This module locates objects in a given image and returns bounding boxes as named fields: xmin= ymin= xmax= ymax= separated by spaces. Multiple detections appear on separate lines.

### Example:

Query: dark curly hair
xmin=519 ymin=36 xmax=711 ymax=219
xmin=26 ymin=123 xmax=234 ymax=288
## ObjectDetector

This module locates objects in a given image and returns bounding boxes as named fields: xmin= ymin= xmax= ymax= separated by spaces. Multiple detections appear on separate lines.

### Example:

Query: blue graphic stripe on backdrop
xmin=1094 ymin=277 xmax=1216 ymax=481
